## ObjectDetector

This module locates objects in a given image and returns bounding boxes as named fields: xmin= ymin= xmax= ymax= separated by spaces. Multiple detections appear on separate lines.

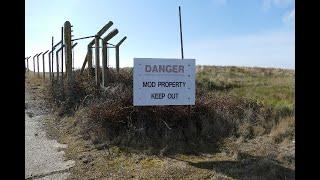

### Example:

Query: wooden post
xmin=94 ymin=35 xmax=100 ymax=86
xmin=64 ymin=21 xmax=73 ymax=84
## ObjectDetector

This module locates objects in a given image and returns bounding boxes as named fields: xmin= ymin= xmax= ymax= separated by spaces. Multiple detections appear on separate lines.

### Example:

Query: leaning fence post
xmin=25 ymin=58 xmax=27 ymax=73
xmin=81 ymin=21 xmax=113 ymax=76
xmin=37 ymin=52 xmax=43 ymax=78
xmin=42 ymin=50 xmax=49 ymax=80
xmin=101 ymin=29 xmax=118 ymax=86
xmin=28 ymin=56 xmax=31 ymax=71
xmin=115 ymin=36 xmax=127 ymax=73
xmin=25 ymin=57 xmax=27 ymax=72
xmin=87 ymin=39 xmax=96 ymax=76
xmin=81 ymin=39 xmax=96 ymax=76
xmin=26 ymin=56 xmax=31 ymax=72
xmin=56 ymin=45 xmax=65 ymax=81
xmin=33 ymin=54 xmax=37 ymax=76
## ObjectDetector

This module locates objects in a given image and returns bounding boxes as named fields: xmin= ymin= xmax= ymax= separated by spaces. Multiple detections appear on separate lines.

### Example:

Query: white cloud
xmin=283 ymin=8 xmax=295 ymax=26
xmin=262 ymin=0 xmax=293 ymax=11
xmin=262 ymin=0 xmax=295 ymax=26
xmin=183 ymin=29 xmax=295 ymax=69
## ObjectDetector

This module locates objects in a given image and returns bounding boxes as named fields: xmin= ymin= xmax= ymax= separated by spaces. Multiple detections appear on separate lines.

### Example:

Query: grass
xmin=197 ymin=66 xmax=294 ymax=109
xmin=197 ymin=66 xmax=294 ymax=123
xmin=26 ymin=65 xmax=295 ymax=179
xmin=270 ymin=116 xmax=295 ymax=143
xmin=33 ymin=66 xmax=295 ymax=152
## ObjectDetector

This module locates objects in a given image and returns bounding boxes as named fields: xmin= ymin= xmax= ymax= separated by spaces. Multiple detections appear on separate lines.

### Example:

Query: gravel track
xmin=25 ymin=86 xmax=75 ymax=179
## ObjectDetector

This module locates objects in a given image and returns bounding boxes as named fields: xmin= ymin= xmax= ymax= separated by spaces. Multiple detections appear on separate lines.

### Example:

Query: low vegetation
xmin=26 ymin=65 xmax=295 ymax=179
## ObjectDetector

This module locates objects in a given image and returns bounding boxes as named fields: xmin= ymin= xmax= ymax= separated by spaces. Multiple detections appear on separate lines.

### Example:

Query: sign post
xmin=133 ymin=58 xmax=195 ymax=106
xmin=179 ymin=6 xmax=184 ymax=59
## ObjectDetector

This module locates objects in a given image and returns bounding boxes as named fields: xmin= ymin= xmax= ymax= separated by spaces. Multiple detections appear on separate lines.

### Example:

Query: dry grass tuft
xmin=270 ymin=116 xmax=295 ymax=143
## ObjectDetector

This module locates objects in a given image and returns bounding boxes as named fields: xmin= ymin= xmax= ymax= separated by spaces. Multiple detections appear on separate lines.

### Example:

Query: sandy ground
xmin=25 ymin=85 xmax=75 ymax=180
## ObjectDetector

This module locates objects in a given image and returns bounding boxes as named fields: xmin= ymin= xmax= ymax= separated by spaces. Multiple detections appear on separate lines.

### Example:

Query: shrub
xmin=44 ymin=66 xmax=294 ymax=154
xmin=84 ymin=84 xmax=275 ymax=154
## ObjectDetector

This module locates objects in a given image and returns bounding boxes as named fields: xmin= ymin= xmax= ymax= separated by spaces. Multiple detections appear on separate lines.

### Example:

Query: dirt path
xmin=25 ymin=85 xmax=75 ymax=179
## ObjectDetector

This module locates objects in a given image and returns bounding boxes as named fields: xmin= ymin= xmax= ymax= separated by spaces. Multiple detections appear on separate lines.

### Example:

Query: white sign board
xmin=133 ymin=58 xmax=195 ymax=106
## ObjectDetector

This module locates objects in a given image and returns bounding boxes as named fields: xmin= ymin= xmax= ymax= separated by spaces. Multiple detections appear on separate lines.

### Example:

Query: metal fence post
xmin=52 ymin=37 xmax=54 ymax=78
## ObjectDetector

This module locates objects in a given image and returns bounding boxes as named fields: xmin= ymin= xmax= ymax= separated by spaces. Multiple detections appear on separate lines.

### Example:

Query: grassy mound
xmin=44 ymin=66 xmax=294 ymax=155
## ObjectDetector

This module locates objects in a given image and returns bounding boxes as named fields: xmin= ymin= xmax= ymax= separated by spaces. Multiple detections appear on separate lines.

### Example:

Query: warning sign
xmin=133 ymin=58 xmax=195 ymax=106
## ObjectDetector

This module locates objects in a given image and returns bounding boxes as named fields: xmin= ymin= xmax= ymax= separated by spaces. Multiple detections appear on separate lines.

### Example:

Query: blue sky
xmin=25 ymin=0 xmax=295 ymax=71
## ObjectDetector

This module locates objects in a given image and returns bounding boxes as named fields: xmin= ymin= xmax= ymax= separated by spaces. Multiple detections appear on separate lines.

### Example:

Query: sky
xmin=25 ymin=0 xmax=295 ymax=72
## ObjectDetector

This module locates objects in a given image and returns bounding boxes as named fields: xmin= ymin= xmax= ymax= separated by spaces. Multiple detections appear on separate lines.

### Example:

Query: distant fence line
xmin=25 ymin=20 xmax=127 ymax=91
